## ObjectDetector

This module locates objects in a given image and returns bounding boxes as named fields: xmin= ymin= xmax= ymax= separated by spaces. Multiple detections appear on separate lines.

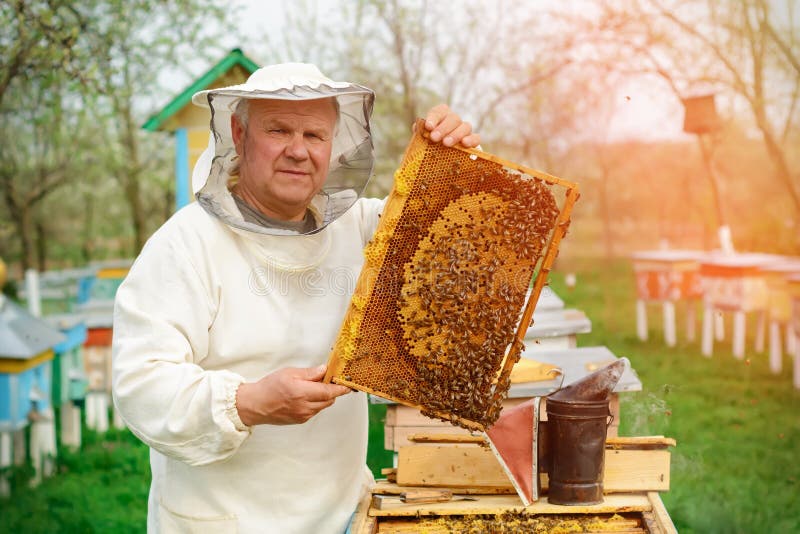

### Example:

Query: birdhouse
xmin=0 ymin=297 xmax=64 ymax=433
xmin=682 ymin=94 xmax=720 ymax=134
xmin=142 ymin=48 xmax=259 ymax=211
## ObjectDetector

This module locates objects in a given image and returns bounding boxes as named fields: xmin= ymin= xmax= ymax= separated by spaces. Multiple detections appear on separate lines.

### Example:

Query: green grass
xmin=0 ymin=428 xmax=149 ymax=533
xmin=551 ymin=257 xmax=800 ymax=534
xmin=2 ymin=257 xmax=799 ymax=532
xmin=0 ymin=411 xmax=389 ymax=534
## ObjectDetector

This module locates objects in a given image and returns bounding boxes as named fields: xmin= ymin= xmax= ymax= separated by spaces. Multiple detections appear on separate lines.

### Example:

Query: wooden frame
xmin=325 ymin=121 xmax=579 ymax=431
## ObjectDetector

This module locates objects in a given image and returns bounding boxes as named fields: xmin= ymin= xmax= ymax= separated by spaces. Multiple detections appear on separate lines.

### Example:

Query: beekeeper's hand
xmin=235 ymin=365 xmax=351 ymax=426
xmin=415 ymin=104 xmax=481 ymax=148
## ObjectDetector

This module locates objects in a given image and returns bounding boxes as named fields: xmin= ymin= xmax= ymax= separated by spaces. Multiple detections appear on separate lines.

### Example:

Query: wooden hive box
xmin=0 ymin=298 xmax=63 ymax=433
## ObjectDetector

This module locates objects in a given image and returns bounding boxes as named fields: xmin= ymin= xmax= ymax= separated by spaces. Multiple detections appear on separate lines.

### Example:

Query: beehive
xmin=325 ymin=120 xmax=579 ymax=431
xmin=373 ymin=512 xmax=651 ymax=533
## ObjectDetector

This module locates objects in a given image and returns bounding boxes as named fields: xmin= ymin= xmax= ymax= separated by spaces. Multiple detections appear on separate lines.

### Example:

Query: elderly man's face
xmin=231 ymin=98 xmax=337 ymax=221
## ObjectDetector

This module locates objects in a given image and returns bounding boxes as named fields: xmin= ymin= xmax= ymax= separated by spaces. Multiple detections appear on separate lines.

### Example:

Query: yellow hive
xmin=325 ymin=119 xmax=579 ymax=431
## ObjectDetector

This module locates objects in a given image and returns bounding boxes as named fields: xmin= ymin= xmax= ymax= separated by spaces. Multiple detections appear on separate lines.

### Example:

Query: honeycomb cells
xmin=328 ymin=122 xmax=571 ymax=430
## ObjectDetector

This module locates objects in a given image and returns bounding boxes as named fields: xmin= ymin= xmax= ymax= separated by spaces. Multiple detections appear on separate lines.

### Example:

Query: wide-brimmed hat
xmin=191 ymin=63 xmax=375 ymax=236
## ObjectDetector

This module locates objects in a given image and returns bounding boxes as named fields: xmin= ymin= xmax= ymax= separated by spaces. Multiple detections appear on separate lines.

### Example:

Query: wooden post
xmin=0 ymin=431 xmax=10 ymax=497
xmin=662 ymin=301 xmax=676 ymax=347
xmin=30 ymin=421 xmax=42 ymax=486
xmin=714 ymin=310 xmax=725 ymax=341
xmin=769 ymin=321 xmax=782 ymax=374
xmin=24 ymin=269 xmax=42 ymax=317
xmin=701 ymin=304 xmax=714 ymax=357
xmin=733 ymin=311 xmax=746 ymax=360
xmin=95 ymin=394 xmax=109 ymax=433
xmin=85 ymin=391 xmax=95 ymax=430
xmin=12 ymin=429 xmax=26 ymax=466
xmin=85 ymin=392 xmax=109 ymax=432
xmin=112 ymin=405 xmax=125 ymax=430
xmin=686 ymin=302 xmax=696 ymax=342
xmin=795 ymin=332 xmax=800 ymax=390
xmin=787 ymin=324 xmax=796 ymax=355
xmin=636 ymin=300 xmax=648 ymax=341
xmin=29 ymin=408 xmax=58 ymax=486
xmin=60 ymin=402 xmax=82 ymax=448
xmin=755 ymin=311 xmax=766 ymax=353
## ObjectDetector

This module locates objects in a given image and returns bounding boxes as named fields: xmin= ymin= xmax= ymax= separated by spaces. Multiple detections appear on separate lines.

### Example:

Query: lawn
xmin=1 ymin=257 xmax=798 ymax=533
xmin=552 ymin=257 xmax=800 ymax=533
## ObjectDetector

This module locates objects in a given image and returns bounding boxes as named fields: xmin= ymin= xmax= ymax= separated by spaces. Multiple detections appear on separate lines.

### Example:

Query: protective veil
xmin=191 ymin=63 xmax=375 ymax=235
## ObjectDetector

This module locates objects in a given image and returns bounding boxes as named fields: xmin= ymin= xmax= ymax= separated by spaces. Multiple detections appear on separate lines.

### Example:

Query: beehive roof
xmin=0 ymin=297 xmax=65 ymax=360
xmin=142 ymin=47 xmax=259 ymax=132
xmin=44 ymin=313 xmax=88 ymax=352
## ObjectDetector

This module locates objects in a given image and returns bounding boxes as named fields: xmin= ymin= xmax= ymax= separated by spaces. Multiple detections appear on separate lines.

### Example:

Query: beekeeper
xmin=111 ymin=63 xmax=479 ymax=533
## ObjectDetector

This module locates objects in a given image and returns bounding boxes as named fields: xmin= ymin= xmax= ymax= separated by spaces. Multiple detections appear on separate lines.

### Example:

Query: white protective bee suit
xmin=112 ymin=64 xmax=382 ymax=533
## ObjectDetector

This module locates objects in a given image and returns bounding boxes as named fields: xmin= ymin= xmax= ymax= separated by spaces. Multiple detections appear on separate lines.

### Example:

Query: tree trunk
xmin=125 ymin=177 xmax=145 ymax=254
xmin=383 ymin=0 xmax=418 ymax=127
xmin=742 ymin=2 xmax=800 ymax=221
xmin=35 ymin=218 xmax=47 ymax=272
xmin=753 ymin=111 xmax=800 ymax=217
xmin=105 ymin=54 xmax=148 ymax=256
xmin=81 ymin=191 xmax=94 ymax=264
xmin=19 ymin=206 xmax=34 ymax=272
xmin=163 ymin=186 xmax=174 ymax=223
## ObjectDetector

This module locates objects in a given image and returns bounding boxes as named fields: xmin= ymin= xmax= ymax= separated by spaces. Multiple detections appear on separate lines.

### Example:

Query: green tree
xmin=0 ymin=1 xmax=235 ymax=272
xmin=76 ymin=0 xmax=234 ymax=254
xmin=578 ymin=0 xmax=800 ymax=246
xmin=267 ymin=0 xmax=579 ymax=196
xmin=0 ymin=75 xmax=97 ymax=271
xmin=0 ymin=1 xmax=91 ymax=108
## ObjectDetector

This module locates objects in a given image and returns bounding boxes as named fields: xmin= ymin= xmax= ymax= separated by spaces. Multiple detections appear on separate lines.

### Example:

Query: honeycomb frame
xmin=324 ymin=119 xmax=579 ymax=431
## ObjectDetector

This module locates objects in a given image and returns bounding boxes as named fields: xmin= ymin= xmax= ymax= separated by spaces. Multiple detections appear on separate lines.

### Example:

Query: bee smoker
xmin=545 ymin=358 xmax=627 ymax=505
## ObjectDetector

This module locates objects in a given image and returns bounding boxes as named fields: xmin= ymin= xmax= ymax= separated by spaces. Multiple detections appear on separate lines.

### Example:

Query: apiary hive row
xmin=326 ymin=120 xmax=579 ymax=430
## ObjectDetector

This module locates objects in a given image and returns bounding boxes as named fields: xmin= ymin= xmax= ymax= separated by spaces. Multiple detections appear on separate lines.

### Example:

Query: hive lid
xmin=509 ymin=347 xmax=642 ymax=398
xmin=73 ymin=300 xmax=115 ymax=329
xmin=525 ymin=309 xmax=591 ymax=339
xmin=549 ymin=358 xmax=628 ymax=402
xmin=532 ymin=286 xmax=564 ymax=312
xmin=0 ymin=298 xmax=65 ymax=360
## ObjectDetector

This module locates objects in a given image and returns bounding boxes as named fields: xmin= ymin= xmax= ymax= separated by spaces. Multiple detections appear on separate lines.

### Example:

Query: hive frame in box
xmin=325 ymin=120 xmax=579 ymax=431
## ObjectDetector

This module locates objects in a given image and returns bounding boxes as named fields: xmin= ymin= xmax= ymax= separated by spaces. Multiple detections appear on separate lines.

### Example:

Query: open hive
xmin=374 ymin=513 xmax=653 ymax=533
xmin=324 ymin=119 xmax=579 ymax=431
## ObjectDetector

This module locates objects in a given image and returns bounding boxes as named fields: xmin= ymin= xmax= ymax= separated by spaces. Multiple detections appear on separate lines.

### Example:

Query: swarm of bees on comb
xmin=325 ymin=120 xmax=578 ymax=431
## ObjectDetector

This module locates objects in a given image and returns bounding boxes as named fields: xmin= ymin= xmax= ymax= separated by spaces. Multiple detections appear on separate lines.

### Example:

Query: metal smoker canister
xmin=546 ymin=397 xmax=611 ymax=505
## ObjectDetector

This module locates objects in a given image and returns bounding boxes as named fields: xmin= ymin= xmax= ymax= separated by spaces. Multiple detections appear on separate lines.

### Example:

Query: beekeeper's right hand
xmin=234 ymin=365 xmax=352 ymax=426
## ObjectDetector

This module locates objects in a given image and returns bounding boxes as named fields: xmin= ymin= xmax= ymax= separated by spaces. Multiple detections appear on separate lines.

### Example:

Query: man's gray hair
xmin=233 ymin=98 xmax=251 ymax=130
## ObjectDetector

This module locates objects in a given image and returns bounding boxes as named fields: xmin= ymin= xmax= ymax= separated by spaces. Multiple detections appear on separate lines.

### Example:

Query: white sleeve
xmin=355 ymin=196 xmax=387 ymax=246
xmin=111 ymin=231 xmax=251 ymax=466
